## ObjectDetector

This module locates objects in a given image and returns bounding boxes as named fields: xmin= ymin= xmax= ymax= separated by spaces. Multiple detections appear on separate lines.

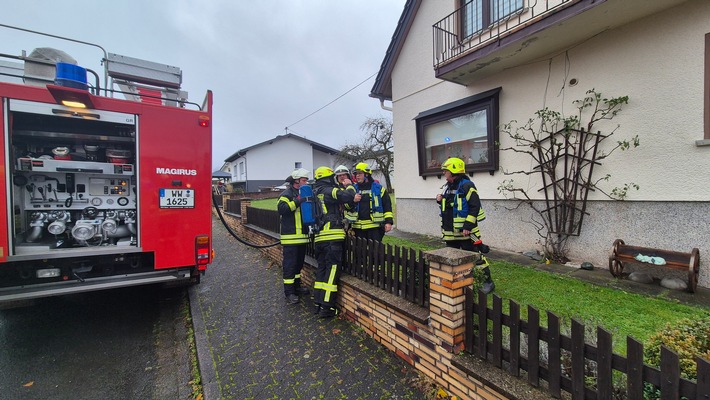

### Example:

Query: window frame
xmin=415 ymin=87 xmax=500 ymax=177
xmin=460 ymin=0 xmax=524 ymax=40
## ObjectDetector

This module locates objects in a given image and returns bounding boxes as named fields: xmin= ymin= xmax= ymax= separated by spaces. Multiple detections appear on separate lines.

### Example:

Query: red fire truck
xmin=0 ymin=39 xmax=213 ymax=303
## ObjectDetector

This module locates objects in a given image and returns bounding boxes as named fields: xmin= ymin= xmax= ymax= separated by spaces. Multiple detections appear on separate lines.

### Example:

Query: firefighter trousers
xmin=353 ymin=226 xmax=385 ymax=242
xmin=283 ymin=244 xmax=307 ymax=295
xmin=313 ymin=240 xmax=343 ymax=310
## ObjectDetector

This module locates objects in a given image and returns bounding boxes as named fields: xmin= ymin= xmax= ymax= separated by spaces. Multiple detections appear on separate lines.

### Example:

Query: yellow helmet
xmin=441 ymin=157 xmax=465 ymax=174
xmin=353 ymin=162 xmax=372 ymax=175
xmin=314 ymin=166 xmax=334 ymax=180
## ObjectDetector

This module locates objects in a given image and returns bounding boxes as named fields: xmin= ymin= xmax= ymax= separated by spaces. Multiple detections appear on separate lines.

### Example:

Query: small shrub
xmin=471 ymin=266 xmax=486 ymax=294
xmin=643 ymin=317 xmax=710 ymax=381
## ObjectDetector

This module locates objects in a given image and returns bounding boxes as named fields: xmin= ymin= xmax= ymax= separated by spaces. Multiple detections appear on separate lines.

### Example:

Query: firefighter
xmin=334 ymin=165 xmax=352 ymax=188
xmin=278 ymin=168 xmax=311 ymax=304
xmin=312 ymin=166 xmax=359 ymax=318
xmin=346 ymin=162 xmax=394 ymax=242
xmin=334 ymin=164 xmax=358 ymax=265
xmin=334 ymin=164 xmax=358 ymax=225
xmin=435 ymin=157 xmax=495 ymax=294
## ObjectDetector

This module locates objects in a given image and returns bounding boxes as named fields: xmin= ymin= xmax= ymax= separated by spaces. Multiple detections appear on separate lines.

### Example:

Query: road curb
xmin=188 ymin=284 xmax=220 ymax=400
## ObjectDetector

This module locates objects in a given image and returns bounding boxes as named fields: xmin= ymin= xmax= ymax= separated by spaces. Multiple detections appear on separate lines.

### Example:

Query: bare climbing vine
xmin=498 ymin=89 xmax=640 ymax=262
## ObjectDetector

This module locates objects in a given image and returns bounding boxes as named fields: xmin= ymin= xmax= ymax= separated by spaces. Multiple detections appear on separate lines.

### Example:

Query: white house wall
xmin=391 ymin=0 xmax=710 ymax=287
xmin=245 ymin=138 xmax=313 ymax=181
xmin=312 ymin=149 xmax=338 ymax=174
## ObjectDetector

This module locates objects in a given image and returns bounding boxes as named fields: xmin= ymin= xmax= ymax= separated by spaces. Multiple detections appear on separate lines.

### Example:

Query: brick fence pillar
xmin=424 ymin=247 xmax=477 ymax=354
xmin=240 ymin=198 xmax=251 ymax=225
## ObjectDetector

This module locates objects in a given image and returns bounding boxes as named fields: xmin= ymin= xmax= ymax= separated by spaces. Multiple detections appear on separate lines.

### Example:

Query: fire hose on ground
xmin=212 ymin=193 xmax=280 ymax=249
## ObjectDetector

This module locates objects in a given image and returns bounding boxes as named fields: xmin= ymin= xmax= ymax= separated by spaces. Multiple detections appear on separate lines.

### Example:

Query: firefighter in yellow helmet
xmin=435 ymin=157 xmax=495 ymax=294
xmin=345 ymin=162 xmax=394 ymax=242
xmin=311 ymin=166 xmax=359 ymax=318
xmin=278 ymin=168 xmax=311 ymax=304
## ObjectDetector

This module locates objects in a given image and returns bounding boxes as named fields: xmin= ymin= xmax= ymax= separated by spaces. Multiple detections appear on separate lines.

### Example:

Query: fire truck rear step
xmin=0 ymin=269 xmax=193 ymax=302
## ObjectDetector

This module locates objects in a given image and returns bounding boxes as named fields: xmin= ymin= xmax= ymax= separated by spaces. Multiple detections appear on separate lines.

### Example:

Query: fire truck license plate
xmin=159 ymin=189 xmax=195 ymax=208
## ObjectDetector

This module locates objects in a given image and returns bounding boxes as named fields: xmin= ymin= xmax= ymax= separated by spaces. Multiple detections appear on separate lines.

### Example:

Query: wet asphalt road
xmin=0 ymin=284 xmax=193 ymax=400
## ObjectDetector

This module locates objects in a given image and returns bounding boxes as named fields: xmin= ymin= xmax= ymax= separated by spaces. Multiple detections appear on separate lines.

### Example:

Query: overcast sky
xmin=3 ymin=1 xmax=406 ymax=170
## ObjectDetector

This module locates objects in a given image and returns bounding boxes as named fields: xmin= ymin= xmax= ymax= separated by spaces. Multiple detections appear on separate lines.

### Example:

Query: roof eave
xmin=223 ymin=133 xmax=341 ymax=162
xmin=369 ymin=0 xmax=421 ymax=102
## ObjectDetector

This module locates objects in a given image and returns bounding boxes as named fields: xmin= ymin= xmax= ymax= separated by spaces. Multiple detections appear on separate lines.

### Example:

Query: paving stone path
xmin=190 ymin=218 xmax=428 ymax=400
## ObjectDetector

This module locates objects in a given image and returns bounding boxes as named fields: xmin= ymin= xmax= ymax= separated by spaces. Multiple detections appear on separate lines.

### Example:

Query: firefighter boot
xmin=294 ymin=280 xmax=310 ymax=296
xmin=286 ymin=294 xmax=300 ymax=304
xmin=481 ymin=266 xmax=495 ymax=295
xmin=318 ymin=306 xmax=339 ymax=319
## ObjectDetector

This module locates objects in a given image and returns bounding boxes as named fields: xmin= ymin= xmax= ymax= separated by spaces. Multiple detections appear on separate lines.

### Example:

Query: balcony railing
xmin=433 ymin=0 xmax=577 ymax=68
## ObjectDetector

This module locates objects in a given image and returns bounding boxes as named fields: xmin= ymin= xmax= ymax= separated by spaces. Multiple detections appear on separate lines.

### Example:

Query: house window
xmin=461 ymin=0 xmax=524 ymax=38
xmin=415 ymin=88 xmax=500 ymax=176
xmin=295 ymin=162 xmax=302 ymax=168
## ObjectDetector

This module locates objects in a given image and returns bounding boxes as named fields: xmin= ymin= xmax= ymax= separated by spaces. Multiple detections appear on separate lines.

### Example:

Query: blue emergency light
xmin=55 ymin=62 xmax=88 ymax=90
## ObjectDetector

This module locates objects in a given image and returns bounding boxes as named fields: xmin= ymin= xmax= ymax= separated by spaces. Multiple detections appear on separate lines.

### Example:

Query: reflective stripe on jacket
xmin=346 ymin=181 xmax=394 ymax=229
xmin=278 ymin=187 xmax=310 ymax=245
xmin=313 ymin=180 xmax=356 ymax=243
xmin=439 ymin=177 xmax=485 ymax=241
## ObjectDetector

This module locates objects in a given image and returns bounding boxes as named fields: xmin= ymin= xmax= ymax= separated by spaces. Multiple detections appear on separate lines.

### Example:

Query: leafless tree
xmin=337 ymin=117 xmax=394 ymax=191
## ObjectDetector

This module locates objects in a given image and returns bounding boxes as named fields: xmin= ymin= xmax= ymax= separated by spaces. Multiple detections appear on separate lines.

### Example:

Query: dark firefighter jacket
xmin=438 ymin=175 xmax=486 ymax=241
xmin=345 ymin=179 xmax=394 ymax=230
xmin=278 ymin=185 xmax=310 ymax=245
xmin=313 ymin=177 xmax=356 ymax=243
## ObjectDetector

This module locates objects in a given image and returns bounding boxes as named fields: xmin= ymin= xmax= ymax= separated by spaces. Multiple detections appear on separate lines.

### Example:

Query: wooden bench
xmin=608 ymin=239 xmax=700 ymax=293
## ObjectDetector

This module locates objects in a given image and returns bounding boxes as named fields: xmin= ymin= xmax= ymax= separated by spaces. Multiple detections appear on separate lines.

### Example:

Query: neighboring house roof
xmin=370 ymin=0 xmax=420 ymax=102
xmin=224 ymin=133 xmax=341 ymax=162
xmin=212 ymin=170 xmax=231 ymax=178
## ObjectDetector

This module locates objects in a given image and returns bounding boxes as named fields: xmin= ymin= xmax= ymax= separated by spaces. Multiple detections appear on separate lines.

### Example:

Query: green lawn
xmin=488 ymin=260 xmax=708 ymax=352
xmin=250 ymin=197 xmax=279 ymax=210
xmin=251 ymin=197 xmax=710 ymax=353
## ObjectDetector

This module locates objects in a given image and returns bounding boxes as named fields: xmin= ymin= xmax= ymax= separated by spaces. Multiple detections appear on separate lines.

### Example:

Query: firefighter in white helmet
xmin=278 ymin=168 xmax=311 ymax=304
xmin=436 ymin=157 xmax=495 ymax=294
xmin=334 ymin=165 xmax=352 ymax=188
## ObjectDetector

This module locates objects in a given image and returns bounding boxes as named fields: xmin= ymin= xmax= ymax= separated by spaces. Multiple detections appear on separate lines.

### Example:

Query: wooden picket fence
xmin=224 ymin=198 xmax=242 ymax=215
xmin=342 ymin=236 xmax=428 ymax=307
xmin=464 ymin=288 xmax=710 ymax=399
xmin=244 ymin=206 xmax=279 ymax=232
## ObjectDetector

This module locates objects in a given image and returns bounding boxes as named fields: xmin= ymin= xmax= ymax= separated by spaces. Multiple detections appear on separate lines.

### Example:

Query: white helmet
xmin=290 ymin=168 xmax=309 ymax=180
xmin=334 ymin=165 xmax=349 ymax=176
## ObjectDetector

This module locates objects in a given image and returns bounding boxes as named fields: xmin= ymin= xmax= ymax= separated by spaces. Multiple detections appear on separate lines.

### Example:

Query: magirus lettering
xmin=156 ymin=167 xmax=198 ymax=176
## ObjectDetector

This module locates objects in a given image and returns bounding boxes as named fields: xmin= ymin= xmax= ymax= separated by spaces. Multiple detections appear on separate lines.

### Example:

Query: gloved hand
xmin=472 ymin=240 xmax=490 ymax=254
